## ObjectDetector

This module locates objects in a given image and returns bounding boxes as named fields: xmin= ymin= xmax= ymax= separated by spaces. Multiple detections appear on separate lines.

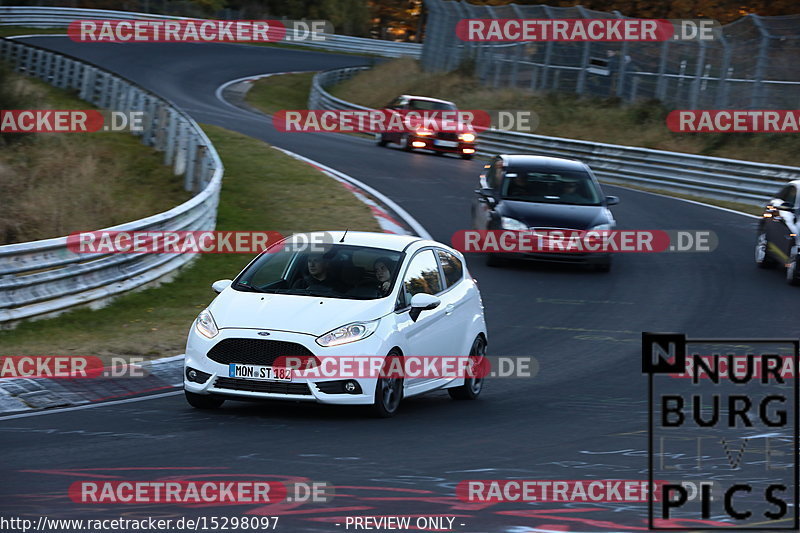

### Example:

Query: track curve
xmin=2 ymin=38 xmax=797 ymax=532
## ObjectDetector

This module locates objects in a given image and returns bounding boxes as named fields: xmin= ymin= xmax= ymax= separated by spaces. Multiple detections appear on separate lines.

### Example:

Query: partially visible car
xmin=471 ymin=155 xmax=619 ymax=271
xmin=755 ymin=180 xmax=800 ymax=285
xmin=184 ymin=231 xmax=488 ymax=417
xmin=376 ymin=95 xmax=477 ymax=160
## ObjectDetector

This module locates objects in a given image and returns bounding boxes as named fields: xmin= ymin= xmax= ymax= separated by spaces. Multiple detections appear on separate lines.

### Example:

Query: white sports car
xmin=183 ymin=231 xmax=488 ymax=417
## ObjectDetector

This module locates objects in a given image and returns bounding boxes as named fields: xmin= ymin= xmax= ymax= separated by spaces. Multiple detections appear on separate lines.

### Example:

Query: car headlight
xmin=500 ymin=217 xmax=528 ymax=231
xmin=459 ymin=132 xmax=476 ymax=142
xmin=316 ymin=319 xmax=379 ymax=347
xmin=415 ymin=128 xmax=433 ymax=136
xmin=195 ymin=309 xmax=219 ymax=339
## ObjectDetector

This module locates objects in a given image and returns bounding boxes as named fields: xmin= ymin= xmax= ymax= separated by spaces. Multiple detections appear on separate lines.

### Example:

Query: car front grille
xmin=213 ymin=377 xmax=312 ymax=395
xmin=436 ymin=132 xmax=459 ymax=141
xmin=207 ymin=338 xmax=314 ymax=366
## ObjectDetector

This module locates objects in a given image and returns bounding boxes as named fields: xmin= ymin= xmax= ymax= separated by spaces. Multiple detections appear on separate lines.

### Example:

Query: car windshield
xmin=407 ymin=99 xmax=457 ymax=111
xmin=232 ymin=244 xmax=403 ymax=300
xmin=500 ymin=168 xmax=602 ymax=205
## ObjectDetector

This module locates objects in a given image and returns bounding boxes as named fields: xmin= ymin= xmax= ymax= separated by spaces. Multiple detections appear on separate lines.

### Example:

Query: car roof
xmin=284 ymin=231 xmax=422 ymax=252
xmin=400 ymin=95 xmax=457 ymax=106
xmin=499 ymin=154 xmax=588 ymax=171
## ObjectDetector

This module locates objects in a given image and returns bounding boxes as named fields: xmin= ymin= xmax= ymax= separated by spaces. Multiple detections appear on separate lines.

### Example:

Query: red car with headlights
xmin=376 ymin=95 xmax=477 ymax=160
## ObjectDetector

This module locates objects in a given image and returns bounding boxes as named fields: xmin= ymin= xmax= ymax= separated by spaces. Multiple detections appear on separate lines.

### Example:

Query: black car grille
xmin=436 ymin=132 xmax=459 ymax=141
xmin=207 ymin=338 xmax=314 ymax=366
xmin=213 ymin=377 xmax=312 ymax=395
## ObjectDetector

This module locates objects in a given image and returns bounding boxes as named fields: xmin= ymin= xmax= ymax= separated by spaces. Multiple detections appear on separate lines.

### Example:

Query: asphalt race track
xmin=1 ymin=38 xmax=798 ymax=532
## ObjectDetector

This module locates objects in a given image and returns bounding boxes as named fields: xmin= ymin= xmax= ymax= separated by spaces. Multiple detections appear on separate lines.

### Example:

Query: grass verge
xmin=0 ymin=124 xmax=381 ymax=359
xmin=244 ymin=72 xmax=315 ymax=115
xmin=1 ymin=69 xmax=190 ymax=243
xmin=329 ymin=58 xmax=800 ymax=167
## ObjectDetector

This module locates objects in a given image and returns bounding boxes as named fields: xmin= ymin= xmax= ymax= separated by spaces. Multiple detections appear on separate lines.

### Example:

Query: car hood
xmin=497 ymin=200 xmax=609 ymax=230
xmin=209 ymin=290 xmax=390 ymax=336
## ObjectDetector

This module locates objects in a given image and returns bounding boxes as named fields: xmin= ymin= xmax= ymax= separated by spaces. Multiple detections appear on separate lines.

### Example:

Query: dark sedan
xmin=755 ymin=179 xmax=800 ymax=285
xmin=471 ymin=155 xmax=619 ymax=271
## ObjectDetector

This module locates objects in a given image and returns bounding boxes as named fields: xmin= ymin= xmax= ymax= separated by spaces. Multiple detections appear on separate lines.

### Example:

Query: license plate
xmin=434 ymin=140 xmax=458 ymax=148
xmin=229 ymin=363 xmax=292 ymax=382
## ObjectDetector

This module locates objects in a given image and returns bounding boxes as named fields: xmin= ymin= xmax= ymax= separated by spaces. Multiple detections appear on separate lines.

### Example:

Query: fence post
xmin=575 ymin=6 xmax=592 ymax=96
xmin=716 ymin=35 xmax=732 ymax=108
xmin=655 ymin=40 xmax=669 ymax=101
xmin=750 ymin=15 xmax=771 ymax=109
xmin=689 ymin=41 xmax=706 ymax=109
xmin=614 ymin=11 xmax=629 ymax=99
xmin=539 ymin=6 xmax=555 ymax=91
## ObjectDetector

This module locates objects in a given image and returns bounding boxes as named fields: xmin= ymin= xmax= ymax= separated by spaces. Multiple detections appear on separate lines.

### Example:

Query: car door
xmin=426 ymin=249 xmax=474 ymax=390
xmin=473 ymin=157 xmax=502 ymax=230
xmin=393 ymin=248 xmax=450 ymax=395
xmin=383 ymin=97 xmax=406 ymax=144
xmin=767 ymin=185 xmax=797 ymax=260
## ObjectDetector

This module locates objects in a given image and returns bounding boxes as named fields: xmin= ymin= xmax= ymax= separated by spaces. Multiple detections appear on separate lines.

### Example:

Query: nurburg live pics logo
xmin=643 ymin=332 xmax=799 ymax=529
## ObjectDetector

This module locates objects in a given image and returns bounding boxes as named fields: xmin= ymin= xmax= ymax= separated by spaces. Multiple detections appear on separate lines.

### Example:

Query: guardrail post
xmin=164 ymin=109 xmax=178 ymax=166
xmin=184 ymin=134 xmax=199 ymax=192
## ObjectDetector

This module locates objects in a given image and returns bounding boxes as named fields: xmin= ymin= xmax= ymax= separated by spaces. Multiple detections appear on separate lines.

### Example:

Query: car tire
xmin=786 ymin=244 xmax=800 ymax=285
xmin=402 ymin=134 xmax=413 ymax=152
xmin=755 ymin=231 xmax=776 ymax=268
xmin=461 ymin=153 xmax=474 ymax=160
xmin=376 ymin=133 xmax=388 ymax=147
xmin=372 ymin=351 xmax=404 ymax=418
xmin=486 ymin=253 xmax=506 ymax=267
xmin=185 ymin=390 xmax=224 ymax=409
xmin=449 ymin=336 xmax=486 ymax=401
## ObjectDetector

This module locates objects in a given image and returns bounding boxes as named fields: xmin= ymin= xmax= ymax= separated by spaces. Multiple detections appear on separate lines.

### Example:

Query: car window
xmin=501 ymin=168 xmax=602 ymax=205
xmin=777 ymin=185 xmax=797 ymax=207
xmin=234 ymin=243 xmax=402 ymax=300
xmin=407 ymin=99 xmax=457 ymax=111
xmin=398 ymin=250 xmax=443 ymax=308
xmin=437 ymin=250 xmax=463 ymax=288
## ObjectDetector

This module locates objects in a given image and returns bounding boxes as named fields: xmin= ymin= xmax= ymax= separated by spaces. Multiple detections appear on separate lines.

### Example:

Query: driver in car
xmin=292 ymin=252 xmax=345 ymax=293
xmin=558 ymin=180 xmax=586 ymax=203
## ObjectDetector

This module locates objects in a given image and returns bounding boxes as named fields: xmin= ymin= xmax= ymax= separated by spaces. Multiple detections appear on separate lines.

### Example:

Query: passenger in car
xmin=373 ymin=257 xmax=395 ymax=296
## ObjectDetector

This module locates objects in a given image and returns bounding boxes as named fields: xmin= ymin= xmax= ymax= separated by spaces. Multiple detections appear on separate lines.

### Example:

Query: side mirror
xmin=211 ymin=279 xmax=232 ymax=294
xmin=476 ymin=188 xmax=498 ymax=207
xmin=605 ymin=196 xmax=620 ymax=206
xmin=409 ymin=293 xmax=441 ymax=322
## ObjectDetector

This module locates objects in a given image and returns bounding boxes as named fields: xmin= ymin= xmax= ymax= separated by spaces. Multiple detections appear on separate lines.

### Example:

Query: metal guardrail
xmin=0 ymin=6 xmax=422 ymax=59
xmin=0 ymin=37 xmax=223 ymax=326
xmin=309 ymin=66 xmax=800 ymax=204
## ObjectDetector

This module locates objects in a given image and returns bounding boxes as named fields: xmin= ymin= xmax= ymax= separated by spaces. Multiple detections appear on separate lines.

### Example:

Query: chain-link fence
xmin=421 ymin=0 xmax=800 ymax=109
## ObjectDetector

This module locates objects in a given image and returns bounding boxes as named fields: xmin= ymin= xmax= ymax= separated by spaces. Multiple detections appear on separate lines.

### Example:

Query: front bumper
xmin=410 ymin=134 xmax=476 ymax=155
xmin=184 ymin=327 xmax=387 ymax=406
